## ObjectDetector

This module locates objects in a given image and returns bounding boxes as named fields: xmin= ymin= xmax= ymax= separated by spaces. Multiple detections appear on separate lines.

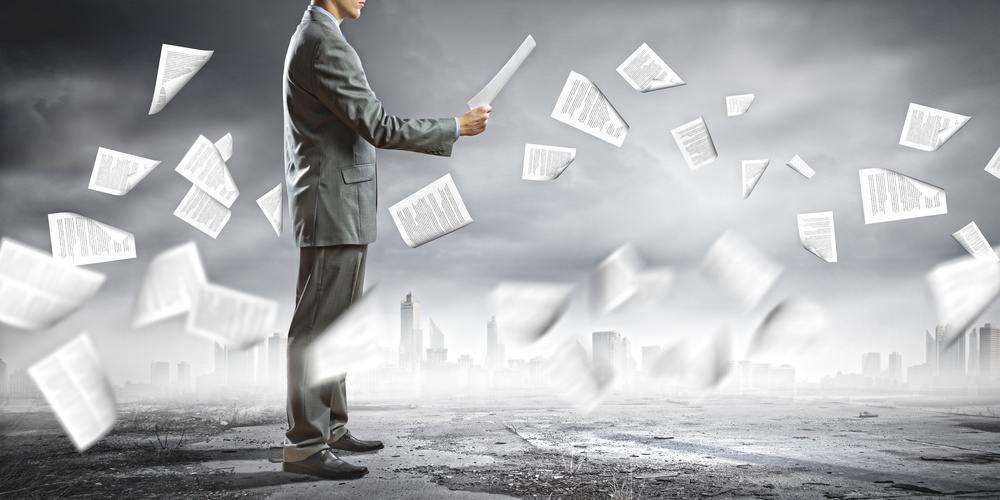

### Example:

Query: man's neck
xmin=310 ymin=1 xmax=344 ymax=24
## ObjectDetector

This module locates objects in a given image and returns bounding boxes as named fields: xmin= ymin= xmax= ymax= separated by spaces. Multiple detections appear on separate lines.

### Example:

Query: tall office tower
xmin=399 ymin=292 xmax=423 ymax=370
xmin=968 ymin=329 xmax=980 ymax=377
xmin=486 ymin=315 xmax=505 ymax=369
xmin=593 ymin=331 xmax=623 ymax=380
xmin=267 ymin=332 xmax=287 ymax=388
xmin=980 ymin=323 xmax=1000 ymax=386
xmin=429 ymin=318 xmax=445 ymax=349
xmin=151 ymin=361 xmax=170 ymax=388
xmin=925 ymin=330 xmax=940 ymax=375
xmin=0 ymin=358 xmax=7 ymax=398
xmin=939 ymin=327 xmax=966 ymax=382
xmin=621 ymin=336 xmax=633 ymax=379
xmin=426 ymin=348 xmax=448 ymax=365
xmin=887 ymin=352 xmax=903 ymax=384
xmin=176 ymin=362 xmax=192 ymax=392
xmin=227 ymin=346 xmax=255 ymax=389
xmin=861 ymin=352 xmax=881 ymax=380
xmin=214 ymin=342 xmax=228 ymax=380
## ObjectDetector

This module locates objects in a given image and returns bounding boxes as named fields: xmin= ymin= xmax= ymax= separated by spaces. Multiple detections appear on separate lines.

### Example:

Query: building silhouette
xmin=861 ymin=353 xmax=880 ymax=381
xmin=399 ymin=292 xmax=423 ymax=370
xmin=177 ymin=361 xmax=192 ymax=392
xmin=887 ymin=352 xmax=903 ymax=385
xmin=267 ymin=332 xmax=287 ymax=390
xmin=593 ymin=331 xmax=630 ymax=386
xmin=486 ymin=315 xmax=505 ymax=369
xmin=0 ymin=358 xmax=7 ymax=400
xmin=150 ymin=362 xmax=170 ymax=388
xmin=979 ymin=323 xmax=1000 ymax=389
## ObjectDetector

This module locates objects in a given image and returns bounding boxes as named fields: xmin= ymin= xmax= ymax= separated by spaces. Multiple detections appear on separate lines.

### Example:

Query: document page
xmin=88 ymin=147 xmax=161 ymax=196
xmin=0 ymin=238 xmax=105 ymax=330
xmin=173 ymin=185 xmax=232 ymax=239
xmin=928 ymin=254 xmax=1000 ymax=345
xmin=255 ymin=184 xmax=283 ymax=236
xmin=545 ymin=338 xmax=613 ymax=413
xmin=306 ymin=290 xmax=386 ymax=385
xmin=742 ymin=159 xmax=770 ymax=199
xmin=389 ymin=174 xmax=473 ymax=248
xmin=132 ymin=241 xmax=207 ymax=327
xmin=616 ymin=43 xmax=685 ymax=92
xmin=214 ymin=133 xmax=233 ymax=162
xmin=952 ymin=221 xmax=999 ymax=263
xmin=702 ymin=231 xmax=783 ymax=310
xmin=48 ymin=213 xmax=136 ymax=266
xmin=670 ymin=117 xmax=717 ymax=170
xmin=492 ymin=281 xmax=574 ymax=345
xmin=797 ymin=211 xmax=838 ymax=262
xmin=858 ymin=168 xmax=947 ymax=224
xmin=899 ymin=103 xmax=970 ymax=151
xmin=726 ymin=94 xmax=755 ymax=116
xmin=590 ymin=245 xmax=641 ymax=315
xmin=522 ymin=143 xmax=576 ymax=181
xmin=28 ymin=333 xmax=117 ymax=452
xmin=985 ymin=146 xmax=1000 ymax=181
xmin=786 ymin=155 xmax=816 ymax=179
xmin=175 ymin=135 xmax=239 ymax=208
xmin=149 ymin=44 xmax=213 ymax=115
xmin=186 ymin=283 xmax=279 ymax=349
xmin=749 ymin=299 xmax=827 ymax=357
xmin=551 ymin=71 xmax=628 ymax=147
xmin=468 ymin=35 xmax=536 ymax=108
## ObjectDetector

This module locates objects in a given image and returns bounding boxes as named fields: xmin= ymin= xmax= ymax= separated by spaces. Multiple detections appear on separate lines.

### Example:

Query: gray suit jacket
xmin=283 ymin=10 xmax=457 ymax=247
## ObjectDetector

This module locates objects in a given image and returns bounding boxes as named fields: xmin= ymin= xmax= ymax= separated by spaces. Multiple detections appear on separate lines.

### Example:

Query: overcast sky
xmin=1 ymin=0 xmax=998 ymax=385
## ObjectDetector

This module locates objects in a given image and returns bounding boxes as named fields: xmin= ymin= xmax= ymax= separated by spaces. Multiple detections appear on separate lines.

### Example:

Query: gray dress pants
xmin=284 ymin=244 xmax=367 ymax=462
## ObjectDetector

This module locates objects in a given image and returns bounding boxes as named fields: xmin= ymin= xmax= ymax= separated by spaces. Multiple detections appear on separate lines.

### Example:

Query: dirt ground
xmin=2 ymin=393 xmax=1000 ymax=499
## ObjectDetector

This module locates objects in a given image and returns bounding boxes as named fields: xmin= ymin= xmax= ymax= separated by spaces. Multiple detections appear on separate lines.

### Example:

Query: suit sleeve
xmin=309 ymin=35 xmax=457 ymax=157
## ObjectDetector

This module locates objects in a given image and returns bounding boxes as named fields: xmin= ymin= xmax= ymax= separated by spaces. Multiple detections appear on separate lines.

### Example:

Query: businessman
xmin=281 ymin=0 xmax=491 ymax=481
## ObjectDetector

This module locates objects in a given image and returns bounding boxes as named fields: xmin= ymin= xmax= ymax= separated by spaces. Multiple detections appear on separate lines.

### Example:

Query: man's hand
xmin=458 ymin=105 xmax=491 ymax=137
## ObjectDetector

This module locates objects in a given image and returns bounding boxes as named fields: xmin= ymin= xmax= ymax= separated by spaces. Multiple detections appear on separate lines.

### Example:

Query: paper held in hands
xmin=390 ymin=173 xmax=473 ymax=248
xmin=899 ymin=103 xmax=970 ymax=151
xmin=616 ymin=43 xmax=685 ymax=92
xmin=468 ymin=35 xmax=536 ymax=108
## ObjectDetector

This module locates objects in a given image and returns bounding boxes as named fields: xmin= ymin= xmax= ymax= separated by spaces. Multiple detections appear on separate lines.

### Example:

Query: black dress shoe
xmin=282 ymin=449 xmax=368 ymax=480
xmin=329 ymin=429 xmax=384 ymax=452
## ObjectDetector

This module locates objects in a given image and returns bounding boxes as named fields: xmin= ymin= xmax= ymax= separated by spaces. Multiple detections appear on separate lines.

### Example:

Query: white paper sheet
xmin=544 ymin=339 xmax=613 ymax=413
xmin=786 ymin=155 xmax=815 ymax=179
xmin=28 ymin=333 xmax=117 ymax=452
xmin=214 ymin=133 xmax=233 ymax=163
xmin=307 ymin=290 xmax=388 ymax=385
xmin=149 ymin=44 xmax=213 ymax=115
xmin=175 ymin=135 xmax=239 ymax=208
xmin=898 ymin=103 xmax=970 ymax=151
xmin=173 ymin=185 xmax=232 ymax=239
xmin=186 ymin=283 xmax=279 ymax=349
xmin=748 ymin=299 xmax=827 ymax=357
xmin=522 ymin=143 xmax=576 ymax=181
xmin=590 ymin=245 xmax=642 ymax=315
xmin=742 ymin=159 xmax=770 ymax=199
xmin=670 ymin=117 xmax=717 ymax=170
xmin=389 ymin=174 xmax=473 ymax=248
xmin=726 ymin=94 xmax=755 ymax=116
xmin=131 ymin=241 xmax=207 ymax=327
xmin=468 ymin=35 xmax=536 ymax=108
xmin=47 ymin=213 xmax=136 ymax=266
xmin=0 ymin=238 xmax=105 ymax=330
xmin=952 ymin=221 xmax=999 ymax=263
xmin=491 ymin=281 xmax=574 ymax=345
xmin=87 ymin=148 xmax=161 ymax=196
xmin=616 ymin=43 xmax=685 ymax=92
xmin=551 ymin=71 xmax=628 ymax=147
xmin=702 ymin=231 xmax=783 ymax=310
xmin=797 ymin=211 xmax=838 ymax=263
xmin=985 ymin=146 xmax=1000 ymax=181
xmin=255 ymin=183 xmax=283 ymax=236
xmin=858 ymin=168 xmax=947 ymax=224
xmin=927 ymin=254 xmax=1000 ymax=347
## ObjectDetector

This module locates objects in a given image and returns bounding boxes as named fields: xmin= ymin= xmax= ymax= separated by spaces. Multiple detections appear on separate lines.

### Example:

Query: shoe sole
xmin=328 ymin=444 xmax=385 ymax=453
xmin=282 ymin=462 xmax=369 ymax=480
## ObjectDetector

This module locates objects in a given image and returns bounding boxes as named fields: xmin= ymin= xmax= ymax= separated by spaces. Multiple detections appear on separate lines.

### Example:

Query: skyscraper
xmin=593 ymin=331 xmax=628 ymax=383
xmin=939 ymin=327 xmax=966 ymax=384
xmin=214 ymin=342 xmax=228 ymax=383
xmin=979 ymin=323 xmax=1000 ymax=387
xmin=0 ymin=358 xmax=7 ymax=399
xmin=399 ymin=292 xmax=423 ymax=370
xmin=227 ymin=346 xmax=255 ymax=390
xmin=926 ymin=330 xmax=940 ymax=375
xmin=267 ymin=332 xmax=287 ymax=389
xmin=151 ymin=361 xmax=170 ymax=388
xmin=429 ymin=318 xmax=445 ymax=349
xmin=887 ymin=352 xmax=903 ymax=384
xmin=968 ymin=328 xmax=980 ymax=377
xmin=861 ymin=352 xmax=880 ymax=380
xmin=177 ymin=362 xmax=192 ymax=392
xmin=486 ymin=315 xmax=505 ymax=369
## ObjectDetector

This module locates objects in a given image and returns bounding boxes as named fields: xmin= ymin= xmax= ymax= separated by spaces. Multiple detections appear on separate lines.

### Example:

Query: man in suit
xmin=282 ymin=0 xmax=491 ymax=480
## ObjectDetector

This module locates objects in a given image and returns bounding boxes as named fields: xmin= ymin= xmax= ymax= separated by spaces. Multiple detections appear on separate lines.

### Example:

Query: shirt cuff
xmin=454 ymin=117 xmax=460 ymax=141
